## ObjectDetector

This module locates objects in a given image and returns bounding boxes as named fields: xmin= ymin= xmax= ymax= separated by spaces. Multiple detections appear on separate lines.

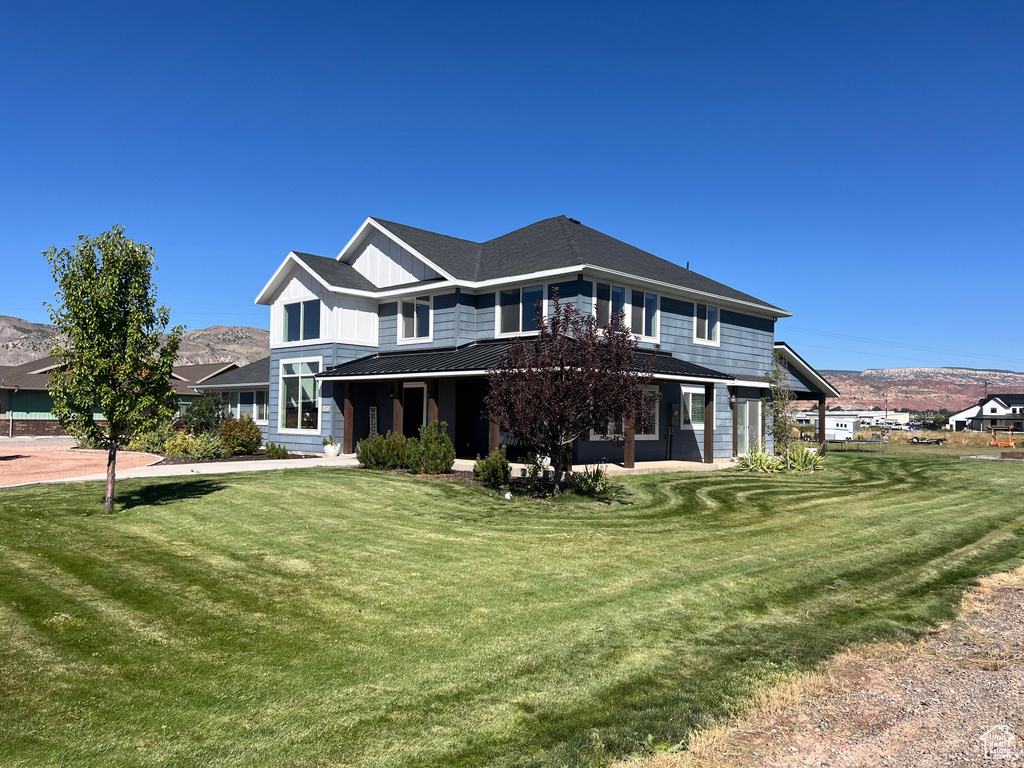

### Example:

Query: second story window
xmin=283 ymin=299 xmax=320 ymax=342
xmin=596 ymin=283 xmax=626 ymax=328
xmin=401 ymin=296 xmax=431 ymax=341
xmin=499 ymin=284 xmax=544 ymax=334
xmin=694 ymin=303 xmax=719 ymax=343
xmin=630 ymin=290 xmax=658 ymax=338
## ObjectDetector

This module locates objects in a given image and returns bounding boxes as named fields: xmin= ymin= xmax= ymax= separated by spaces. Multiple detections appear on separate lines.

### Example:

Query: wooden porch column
xmin=488 ymin=418 xmax=500 ymax=453
xmin=623 ymin=416 xmax=636 ymax=469
xmin=426 ymin=380 xmax=439 ymax=424
xmin=392 ymin=382 xmax=403 ymax=434
xmin=703 ymin=382 xmax=715 ymax=464
xmin=817 ymin=396 xmax=826 ymax=447
xmin=342 ymin=383 xmax=354 ymax=454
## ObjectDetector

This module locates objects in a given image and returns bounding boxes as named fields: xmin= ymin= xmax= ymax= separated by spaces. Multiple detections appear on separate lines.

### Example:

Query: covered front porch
xmin=317 ymin=339 xmax=737 ymax=467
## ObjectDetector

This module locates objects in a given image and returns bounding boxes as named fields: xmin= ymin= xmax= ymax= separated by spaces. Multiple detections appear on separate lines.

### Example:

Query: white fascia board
xmin=193 ymin=382 xmax=269 ymax=391
xmin=731 ymin=379 xmax=772 ymax=389
xmin=318 ymin=368 xmax=732 ymax=385
xmin=335 ymin=218 xmax=458 ymax=283
xmin=255 ymin=253 xmax=335 ymax=305
xmin=774 ymin=341 xmax=841 ymax=398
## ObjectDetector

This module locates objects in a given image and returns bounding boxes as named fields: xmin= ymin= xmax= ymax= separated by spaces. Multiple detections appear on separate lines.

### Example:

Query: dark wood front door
xmin=403 ymin=385 xmax=425 ymax=438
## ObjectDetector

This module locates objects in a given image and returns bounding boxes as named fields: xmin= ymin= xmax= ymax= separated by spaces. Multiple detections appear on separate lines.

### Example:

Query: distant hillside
xmin=820 ymin=367 xmax=1024 ymax=411
xmin=0 ymin=315 xmax=268 ymax=368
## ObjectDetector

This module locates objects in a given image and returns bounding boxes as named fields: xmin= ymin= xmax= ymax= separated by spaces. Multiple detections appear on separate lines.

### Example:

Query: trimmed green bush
xmin=128 ymin=422 xmax=176 ymax=454
xmin=568 ymin=463 xmax=614 ymax=496
xmin=406 ymin=421 xmax=456 ymax=474
xmin=356 ymin=431 xmax=408 ymax=470
xmin=473 ymin=446 xmax=512 ymax=489
xmin=218 ymin=415 xmax=263 ymax=456
xmin=182 ymin=392 xmax=230 ymax=435
xmin=265 ymin=442 xmax=289 ymax=459
xmin=164 ymin=430 xmax=226 ymax=460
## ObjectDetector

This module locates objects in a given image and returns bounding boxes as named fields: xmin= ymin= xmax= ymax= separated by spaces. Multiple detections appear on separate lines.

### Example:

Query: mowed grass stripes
xmin=1 ymin=454 xmax=1022 ymax=767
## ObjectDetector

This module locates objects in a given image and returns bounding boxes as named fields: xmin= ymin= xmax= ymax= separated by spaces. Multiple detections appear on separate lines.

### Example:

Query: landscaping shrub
xmin=406 ymin=421 xmax=456 ymax=474
xmin=356 ymin=431 xmax=408 ymax=469
xmin=789 ymin=444 xmax=824 ymax=471
xmin=265 ymin=442 xmax=289 ymax=459
xmin=164 ymin=430 xmax=227 ymax=460
xmin=473 ymin=446 xmax=512 ymax=488
xmin=737 ymin=445 xmax=785 ymax=473
xmin=568 ymin=463 xmax=614 ymax=496
xmin=182 ymin=392 xmax=230 ymax=435
xmin=128 ymin=422 xmax=176 ymax=454
xmin=218 ymin=415 xmax=263 ymax=455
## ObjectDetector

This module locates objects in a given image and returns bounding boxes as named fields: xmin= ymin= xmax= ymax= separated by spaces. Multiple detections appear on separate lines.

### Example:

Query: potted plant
xmin=322 ymin=435 xmax=341 ymax=457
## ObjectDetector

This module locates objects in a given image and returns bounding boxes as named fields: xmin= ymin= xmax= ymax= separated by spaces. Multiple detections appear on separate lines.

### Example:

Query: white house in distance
xmin=795 ymin=410 xmax=858 ymax=441
xmin=947 ymin=394 xmax=1024 ymax=432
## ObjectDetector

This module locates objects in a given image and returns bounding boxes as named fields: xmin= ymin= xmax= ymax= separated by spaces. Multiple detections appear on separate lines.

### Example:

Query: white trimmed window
xmin=630 ymin=290 xmax=659 ymax=338
xmin=228 ymin=391 xmax=269 ymax=424
xmin=591 ymin=386 xmax=660 ymax=441
xmin=498 ymin=284 xmax=545 ymax=335
xmin=595 ymin=283 xmax=627 ymax=329
xmin=682 ymin=386 xmax=712 ymax=428
xmin=283 ymin=299 xmax=320 ymax=343
xmin=280 ymin=360 xmax=320 ymax=432
xmin=400 ymin=296 xmax=431 ymax=342
xmin=694 ymin=303 xmax=719 ymax=344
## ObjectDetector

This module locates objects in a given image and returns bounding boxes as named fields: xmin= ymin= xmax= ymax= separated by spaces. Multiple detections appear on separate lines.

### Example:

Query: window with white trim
xmin=591 ymin=386 xmax=660 ymax=441
xmin=630 ymin=290 xmax=659 ymax=338
xmin=228 ymin=391 xmax=269 ymax=424
xmin=400 ymin=296 xmax=431 ymax=341
xmin=280 ymin=361 xmax=320 ymax=431
xmin=283 ymin=299 xmax=320 ymax=342
xmin=682 ymin=388 xmax=708 ymax=427
xmin=499 ymin=284 xmax=545 ymax=335
xmin=694 ymin=303 xmax=719 ymax=343
xmin=595 ymin=283 xmax=627 ymax=329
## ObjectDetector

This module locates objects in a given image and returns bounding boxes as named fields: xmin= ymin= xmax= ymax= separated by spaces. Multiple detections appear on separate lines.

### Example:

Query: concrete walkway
xmin=6 ymin=447 xmax=735 ymax=489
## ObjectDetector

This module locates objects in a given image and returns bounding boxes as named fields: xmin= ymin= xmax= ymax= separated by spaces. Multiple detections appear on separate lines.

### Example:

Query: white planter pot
xmin=323 ymin=444 xmax=341 ymax=457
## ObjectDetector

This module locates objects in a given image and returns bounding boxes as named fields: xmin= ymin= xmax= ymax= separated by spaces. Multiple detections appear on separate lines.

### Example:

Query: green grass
xmin=2 ymin=453 xmax=1023 ymax=767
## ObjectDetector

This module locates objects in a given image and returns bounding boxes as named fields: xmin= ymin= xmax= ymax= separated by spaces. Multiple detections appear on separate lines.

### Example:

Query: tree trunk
xmin=551 ymin=446 xmax=563 ymax=497
xmin=105 ymin=445 xmax=117 ymax=513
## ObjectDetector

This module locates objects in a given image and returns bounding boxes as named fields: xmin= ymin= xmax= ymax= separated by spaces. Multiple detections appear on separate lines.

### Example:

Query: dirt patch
xmin=0 ymin=440 xmax=161 ymax=487
xmin=622 ymin=568 xmax=1024 ymax=768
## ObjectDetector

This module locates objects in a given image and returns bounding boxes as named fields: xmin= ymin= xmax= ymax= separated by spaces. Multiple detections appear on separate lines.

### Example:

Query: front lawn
xmin=2 ymin=454 xmax=1022 ymax=767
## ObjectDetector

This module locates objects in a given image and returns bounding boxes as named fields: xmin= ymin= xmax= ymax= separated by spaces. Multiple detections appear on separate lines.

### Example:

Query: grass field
xmin=2 ymin=453 xmax=1023 ymax=767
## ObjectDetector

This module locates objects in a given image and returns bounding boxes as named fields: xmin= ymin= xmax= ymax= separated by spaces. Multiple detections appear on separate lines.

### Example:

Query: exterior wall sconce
xmin=729 ymin=393 xmax=737 ymax=407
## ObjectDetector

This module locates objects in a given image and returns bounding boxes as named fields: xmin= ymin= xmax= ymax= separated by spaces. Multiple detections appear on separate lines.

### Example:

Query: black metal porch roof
xmin=317 ymin=338 xmax=732 ymax=381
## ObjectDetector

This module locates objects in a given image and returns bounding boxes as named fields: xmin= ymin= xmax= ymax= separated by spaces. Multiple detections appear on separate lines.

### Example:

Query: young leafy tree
xmin=764 ymin=350 xmax=797 ymax=468
xmin=45 ymin=225 xmax=183 ymax=512
xmin=485 ymin=291 xmax=657 ymax=494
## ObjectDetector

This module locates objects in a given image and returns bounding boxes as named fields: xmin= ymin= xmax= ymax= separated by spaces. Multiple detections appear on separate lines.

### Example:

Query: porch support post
xmin=426 ymin=380 xmax=439 ymax=424
xmin=817 ymin=396 xmax=826 ymax=447
xmin=342 ymin=383 xmax=354 ymax=454
xmin=488 ymin=418 xmax=500 ymax=453
xmin=703 ymin=382 xmax=715 ymax=464
xmin=624 ymin=416 xmax=636 ymax=469
xmin=392 ymin=382 xmax=403 ymax=434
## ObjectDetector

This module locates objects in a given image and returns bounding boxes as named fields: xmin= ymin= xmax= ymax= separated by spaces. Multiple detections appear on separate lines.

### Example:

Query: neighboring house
xmin=947 ymin=395 xmax=1024 ymax=432
xmin=254 ymin=215 xmax=838 ymax=464
xmin=795 ymin=410 xmax=858 ymax=441
xmin=191 ymin=356 xmax=271 ymax=439
xmin=0 ymin=356 xmax=237 ymax=437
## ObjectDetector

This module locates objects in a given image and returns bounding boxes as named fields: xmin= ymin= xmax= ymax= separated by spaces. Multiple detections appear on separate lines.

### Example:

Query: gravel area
xmin=0 ymin=439 xmax=160 ymax=487
xmin=625 ymin=568 xmax=1024 ymax=768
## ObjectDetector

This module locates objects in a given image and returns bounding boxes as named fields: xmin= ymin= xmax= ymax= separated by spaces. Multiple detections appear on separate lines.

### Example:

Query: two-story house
xmin=242 ymin=216 xmax=837 ymax=464
xmin=948 ymin=394 xmax=1024 ymax=432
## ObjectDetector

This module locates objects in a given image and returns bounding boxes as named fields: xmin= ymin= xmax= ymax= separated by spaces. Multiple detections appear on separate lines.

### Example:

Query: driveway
xmin=0 ymin=438 xmax=160 ymax=488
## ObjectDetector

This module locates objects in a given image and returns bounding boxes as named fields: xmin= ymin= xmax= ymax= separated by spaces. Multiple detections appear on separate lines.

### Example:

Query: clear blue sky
xmin=1 ymin=1 xmax=1021 ymax=372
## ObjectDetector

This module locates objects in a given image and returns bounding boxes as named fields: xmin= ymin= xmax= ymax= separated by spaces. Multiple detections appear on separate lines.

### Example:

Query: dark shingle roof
xmin=291 ymin=252 xmax=380 ymax=293
xmin=193 ymin=357 xmax=271 ymax=389
xmin=318 ymin=339 xmax=730 ymax=381
xmin=369 ymin=216 xmax=783 ymax=312
xmin=0 ymin=356 xmax=241 ymax=395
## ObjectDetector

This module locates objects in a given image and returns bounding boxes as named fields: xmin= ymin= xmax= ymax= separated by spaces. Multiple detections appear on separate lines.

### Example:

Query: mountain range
xmin=0 ymin=315 xmax=269 ymax=368
xmin=2 ymin=314 xmax=1019 ymax=411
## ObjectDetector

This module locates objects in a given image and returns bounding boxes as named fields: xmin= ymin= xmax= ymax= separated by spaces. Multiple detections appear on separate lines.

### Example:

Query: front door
xmin=736 ymin=399 xmax=762 ymax=456
xmin=402 ymin=384 xmax=426 ymax=438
